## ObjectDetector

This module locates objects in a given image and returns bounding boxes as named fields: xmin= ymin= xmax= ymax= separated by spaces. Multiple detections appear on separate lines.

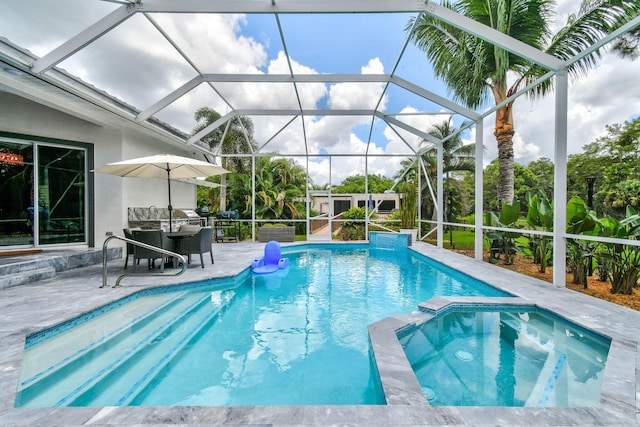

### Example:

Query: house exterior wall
xmin=0 ymin=91 xmax=197 ymax=248
xmin=310 ymin=193 xmax=399 ymax=215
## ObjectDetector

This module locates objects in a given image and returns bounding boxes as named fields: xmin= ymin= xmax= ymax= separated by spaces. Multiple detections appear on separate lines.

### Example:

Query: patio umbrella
xmin=94 ymin=154 xmax=228 ymax=232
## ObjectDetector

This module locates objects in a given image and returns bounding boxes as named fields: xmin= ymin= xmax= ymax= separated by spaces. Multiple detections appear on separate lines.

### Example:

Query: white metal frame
xmin=1 ymin=0 xmax=636 ymax=286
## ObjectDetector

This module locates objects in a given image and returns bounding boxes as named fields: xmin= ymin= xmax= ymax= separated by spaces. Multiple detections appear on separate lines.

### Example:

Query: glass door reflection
xmin=37 ymin=145 xmax=86 ymax=245
xmin=0 ymin=140 xmax=34 ymax=247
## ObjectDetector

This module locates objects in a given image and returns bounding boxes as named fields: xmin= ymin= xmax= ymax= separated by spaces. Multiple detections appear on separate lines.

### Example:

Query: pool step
xmin=18 ymin=292 xmax=188 ymax=388
xmin=0 ymin=247 xmax=121 ymax=290
xmin=500 ymin=315 xmax=568 ymax=407
xmin=525 ymin=351 xmax=567 ymax=407
xmin=15 ymin=291 xmax=211 ymax=407
xmin=0 ymin=266 xmax=56 ymax=289
xmin=71 ymin=289 xmax=235 ymax=406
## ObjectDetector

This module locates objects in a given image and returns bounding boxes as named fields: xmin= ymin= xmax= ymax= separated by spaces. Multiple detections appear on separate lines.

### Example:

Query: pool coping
xmin=0 ymin=241 xmax=638 ymax=426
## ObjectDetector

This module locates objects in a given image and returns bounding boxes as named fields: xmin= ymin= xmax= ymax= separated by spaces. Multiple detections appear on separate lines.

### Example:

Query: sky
xmin=1 ymin=0 xmax=639 ymax=186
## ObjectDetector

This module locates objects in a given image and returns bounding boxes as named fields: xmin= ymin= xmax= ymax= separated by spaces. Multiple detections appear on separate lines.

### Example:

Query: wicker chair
xmin=178 ymin=224 xmax=201 ymax=233
xmin=132 ymin=229 xmax=173 ymax=273
xmin=175 ymin=226 xmax=214 ymax=268
xmin=122 ymin=227 xmax=141 ymax=269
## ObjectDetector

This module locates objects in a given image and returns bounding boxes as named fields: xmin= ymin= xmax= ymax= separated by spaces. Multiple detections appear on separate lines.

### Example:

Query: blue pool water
xmin=16 ymin=244 xmax=509 ymax=407
xmin=400 ymin=306 xmax=610 ymax=407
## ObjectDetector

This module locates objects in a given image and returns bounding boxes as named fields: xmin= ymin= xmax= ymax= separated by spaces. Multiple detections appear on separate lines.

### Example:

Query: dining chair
xmin=175 ymin=226 xmax=214 ymax=268
xmin=178 ymin=224 xmax=201 ymax=233
xmin=122 ymin=227 xmax=141 ymax=269
xmin=132 ymin=229 xmax=168 ymax=273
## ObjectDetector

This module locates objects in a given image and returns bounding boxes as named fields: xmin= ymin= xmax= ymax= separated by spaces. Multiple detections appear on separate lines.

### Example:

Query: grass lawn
xmin=424 ymin=229 xmax=489 ymax=251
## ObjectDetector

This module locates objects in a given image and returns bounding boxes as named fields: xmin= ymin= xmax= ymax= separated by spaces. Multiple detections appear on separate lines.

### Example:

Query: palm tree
xmin=261 ymin=158 xmax=307 ymax=219
xmin=231 ymin=156 xmax=308 ymax=221
xmin=397 ymin=119 xmax=476 ymax=218
xmin=192 ymin=107 xmax=256 ymax=210
xmin=408 ymin=0 xmax=639 ymax=206
xmin=420 ymin=118 xmax=476 ymax=222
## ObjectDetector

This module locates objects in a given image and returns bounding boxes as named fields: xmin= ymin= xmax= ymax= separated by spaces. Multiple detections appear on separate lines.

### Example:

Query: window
xmin=378 ymin=200 xmax=396 ymax=211
xmin=333 ymin=200 xmax=351 ymax=215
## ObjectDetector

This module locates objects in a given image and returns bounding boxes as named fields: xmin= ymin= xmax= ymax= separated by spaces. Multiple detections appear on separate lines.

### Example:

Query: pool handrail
xmin=102 ymin=235 xmax=187 ymax=288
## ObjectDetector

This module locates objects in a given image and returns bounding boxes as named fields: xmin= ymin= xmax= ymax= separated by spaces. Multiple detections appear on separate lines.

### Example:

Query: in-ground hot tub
xmin=393 ymin=303 xmax=610 ymax=407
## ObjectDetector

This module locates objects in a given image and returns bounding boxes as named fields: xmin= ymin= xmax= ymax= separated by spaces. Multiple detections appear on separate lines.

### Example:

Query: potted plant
xmin=398 ymin=179 xmax=418 ymax=244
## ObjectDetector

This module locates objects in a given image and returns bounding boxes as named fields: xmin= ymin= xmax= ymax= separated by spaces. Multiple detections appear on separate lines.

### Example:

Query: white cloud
xmin=306 ymin=157 xmax=330 ymax=186
xmin=1 ymin=0 xmax=116 ymax=56
xmin=262 ymin=57 xmax=391 ymax=163
xmin=382 ymin=107 xmax=452 ymax=153
xmin=328 ymin=58 xmax=386 ymax=110
xmin=513 ymin=132 xmax=541 ymax=160
xmin=302 ymin=132 xmax=408 ymax=186
xmin=153 ymin=13 xmax=267 ymax=73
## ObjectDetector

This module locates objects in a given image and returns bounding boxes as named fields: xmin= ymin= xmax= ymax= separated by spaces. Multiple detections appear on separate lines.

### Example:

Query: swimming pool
xmin=399 ymin=305 xmax=610 ymax=407
xmin=16 ymin=244 xmax=510 ymax=407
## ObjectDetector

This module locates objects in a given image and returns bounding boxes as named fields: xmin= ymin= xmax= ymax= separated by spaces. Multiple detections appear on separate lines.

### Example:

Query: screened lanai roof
xmin=1 ymin=0 xmax=589 ymax=163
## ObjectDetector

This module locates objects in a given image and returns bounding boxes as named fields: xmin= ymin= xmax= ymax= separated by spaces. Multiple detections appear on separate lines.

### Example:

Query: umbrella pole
xmin=166 ymin=166 xmax=173 ymax=233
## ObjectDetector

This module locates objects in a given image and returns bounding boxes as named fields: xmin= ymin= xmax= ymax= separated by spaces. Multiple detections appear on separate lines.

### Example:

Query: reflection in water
xmin=496 ymin=314 xmax=517 ymax=405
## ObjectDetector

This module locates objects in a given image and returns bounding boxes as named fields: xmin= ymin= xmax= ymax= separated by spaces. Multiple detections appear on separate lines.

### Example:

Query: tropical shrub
xmin=523 ymin=191 xmax=554 ymax=273
xmin=566 ymin=197 xmax=598 ymax=287
xmin=595 ymin=206 xmax=640 ymax=294
xmin=383 ymin=210 xmax=402 ymax=231
xmin=398 ymin=179 xmax=417 ymax=229
xmin=484 ymin=201 xmax=521 ymax=265
xmin=340 ymin=206 xmax=368 ymax=241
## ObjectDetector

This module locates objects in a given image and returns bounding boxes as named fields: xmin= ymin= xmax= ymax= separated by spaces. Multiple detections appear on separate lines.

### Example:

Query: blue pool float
xmin=251 ymin=240 xmax=289 ymax=274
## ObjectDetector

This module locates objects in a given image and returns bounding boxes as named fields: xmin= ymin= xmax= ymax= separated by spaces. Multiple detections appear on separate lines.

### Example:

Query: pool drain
xmin=455 ymin=350 xmax=474 ymax=361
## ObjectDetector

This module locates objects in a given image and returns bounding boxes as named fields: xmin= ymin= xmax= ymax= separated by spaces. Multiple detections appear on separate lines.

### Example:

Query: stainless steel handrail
xmin=102 ymin=235 xmax=187 ymax=288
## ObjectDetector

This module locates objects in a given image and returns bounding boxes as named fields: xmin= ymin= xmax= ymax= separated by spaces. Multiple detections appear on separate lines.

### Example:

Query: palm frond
xmin=408 ymin=8 xmax=492 ymax=109
xmin=512 ymin=1 xmax=638 ymax=99
xmin=547 ymin=0 xmax=640 ymax=78
xmin=612 ymin=26 xmax=640 ymax=58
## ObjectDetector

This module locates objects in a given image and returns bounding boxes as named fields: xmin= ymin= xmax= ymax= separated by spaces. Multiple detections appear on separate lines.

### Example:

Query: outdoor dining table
xmin=164 ymin=231 xmax=197 ymax=267
xmin=165 ymin=231 xmax=197 ymax=239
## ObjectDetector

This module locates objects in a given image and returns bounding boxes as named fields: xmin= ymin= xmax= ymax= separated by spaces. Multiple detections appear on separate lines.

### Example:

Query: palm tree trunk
xmin=493 ymin=101 xmax=515 ymax=207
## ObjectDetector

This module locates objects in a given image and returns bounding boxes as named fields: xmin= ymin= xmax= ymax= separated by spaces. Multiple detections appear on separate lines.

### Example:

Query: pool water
xmin=400 ymin=307 xmax=610 ymax=407
xmin=16 ymin=244 xmax=508 ymax=407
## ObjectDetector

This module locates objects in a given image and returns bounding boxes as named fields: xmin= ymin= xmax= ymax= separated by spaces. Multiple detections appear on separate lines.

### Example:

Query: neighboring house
xmin=310 ymin=193 xmax=399 ymax=216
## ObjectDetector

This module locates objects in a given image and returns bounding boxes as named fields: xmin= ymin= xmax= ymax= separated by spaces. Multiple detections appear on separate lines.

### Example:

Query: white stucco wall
xmin=0 ymin=91 xmax=198 ymax=248
xmin=118 ymin=129 xmax=198 ymax=224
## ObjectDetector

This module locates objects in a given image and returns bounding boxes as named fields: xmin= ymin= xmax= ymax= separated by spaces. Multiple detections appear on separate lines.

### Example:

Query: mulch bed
xmin=454 ymin=251 xmax=640 ymax=312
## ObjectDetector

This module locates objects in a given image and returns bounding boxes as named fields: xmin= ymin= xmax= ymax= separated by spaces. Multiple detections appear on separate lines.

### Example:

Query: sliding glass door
xmin=37 ymin=145 xmax=86 ymax=245
xmin=0 ymin=140 xmax=34 ymax=246
xmin=0 ymin=137 xmax=87 ymax=247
